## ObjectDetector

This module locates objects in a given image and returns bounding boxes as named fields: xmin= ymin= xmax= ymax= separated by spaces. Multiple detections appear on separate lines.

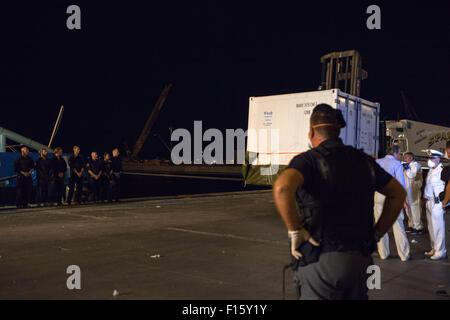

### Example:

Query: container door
xmin=337 ymin=96 xmax=357 ymax=147
xmin=357 ymin=103 xmax=379 ymax=156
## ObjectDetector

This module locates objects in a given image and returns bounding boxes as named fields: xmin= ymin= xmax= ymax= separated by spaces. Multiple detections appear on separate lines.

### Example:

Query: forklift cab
xmin=392 ymin=137 xmax=408 ymax=153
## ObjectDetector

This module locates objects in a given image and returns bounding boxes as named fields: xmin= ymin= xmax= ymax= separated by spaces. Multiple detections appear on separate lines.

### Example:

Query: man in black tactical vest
xmin=50 ymin=147 xmax=67 ymax=206
xmin=68 ymin=145 xmax=85 ymax=205
xmin=440 ymin=141 xmax=450 ymax=212
xmin=35 ymin=148 xmax=52 ymax=206
xmin=14 ymin=146 xmax=35 ymax=208
xmin=111 ymin=148 xmax=122 ymax=202
xmin=273 ymin=104 xmax=406 ymax=300
xmin=86 ymin=151 xmax=103 ymax=202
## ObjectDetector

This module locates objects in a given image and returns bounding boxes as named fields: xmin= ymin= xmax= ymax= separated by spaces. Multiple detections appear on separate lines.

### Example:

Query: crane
xmin=131 ymin=83 xmax=172 ymax=159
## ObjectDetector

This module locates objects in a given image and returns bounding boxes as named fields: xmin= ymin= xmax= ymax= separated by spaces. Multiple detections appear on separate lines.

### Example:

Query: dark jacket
xmin=86 ymin=159 xmax=103 ymax=177
xmin=35 ymin=156 xmax=52 ymax=181
xmin=111 ymin=156 xmax=122 ymax=173
xmin=103 ymin=160 xmax=112 ymax=178
xmin=14 ymin=155 xmax=35 ymax=177
xmin=51 ymin=156 xmax=67 ymax=180
xmin=68 ymin=154 xmax=85 ymax=178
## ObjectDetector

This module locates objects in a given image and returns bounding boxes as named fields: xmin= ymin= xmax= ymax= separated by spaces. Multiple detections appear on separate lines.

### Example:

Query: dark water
xmin=120 ymin=174 xmax=269 ymax=198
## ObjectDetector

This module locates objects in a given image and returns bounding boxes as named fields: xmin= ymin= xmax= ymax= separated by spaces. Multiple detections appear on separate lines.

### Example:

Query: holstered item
xmin=290 ymin=241 xmax=322 ymax=270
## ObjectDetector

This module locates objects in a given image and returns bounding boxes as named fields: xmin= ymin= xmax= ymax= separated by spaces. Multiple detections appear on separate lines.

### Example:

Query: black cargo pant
xmin=16 ymin=175 xmax=32 ymax=208
xmin=36 ymin=178 xmax=50 ymax=205
xmin=88 ymin=177 xmax=101 ymax=202
xmin=50 ymin=177 xmax=65 ymax=204
xmin=68 ymin=175 xmax=83 ymax=204
xmin=100 ymin=175 xmax=112 ymax=202
xmin=111 ymin=173 xmax=121 ymax=201
xmin=295 ymin=251 xmax=373 ymax=300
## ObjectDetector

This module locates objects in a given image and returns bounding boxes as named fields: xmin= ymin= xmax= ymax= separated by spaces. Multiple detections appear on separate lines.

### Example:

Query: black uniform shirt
xmin=68 ymin=155 xmax=85 ymax=175
xmin=103 ymin=160 xmax=112 ymax=176
xmin=86 ymin=159 xmax=103 ymax=176
xmin=441 ymin=165 xmax=450 ymax=184
xmin=287 ymin=138 xmax=392 ymax=246
xmin=441 ymin=165 xmax=450 ymax=198
xmin=111 ymin=156 xmax=122 ymax=173
xmin=14 ymin=155 xmax=35 ymax=176
xmin=51 ymin=156 xmax=67 ymax=178
xmin=35 ymin=157 xmax=52 ymax=180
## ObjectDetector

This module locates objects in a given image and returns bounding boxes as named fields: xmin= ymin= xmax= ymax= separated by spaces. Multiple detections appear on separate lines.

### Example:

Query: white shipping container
xmin=247 ymin=89 xmax=380 ymax=166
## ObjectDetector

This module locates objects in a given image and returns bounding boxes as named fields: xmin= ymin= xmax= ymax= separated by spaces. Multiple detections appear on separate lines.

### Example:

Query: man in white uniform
xmin=424 ymin=150 xmax=447 ymax=260
xmin=374 ymin=145 xmax=410 ymax=261
xmin=403 ymin=152 xmax=423 ymax=234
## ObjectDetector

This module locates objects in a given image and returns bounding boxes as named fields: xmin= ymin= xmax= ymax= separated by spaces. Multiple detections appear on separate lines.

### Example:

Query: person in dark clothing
xmin=441 ymin=141 xmax=450 ymax=211
xmin=273 ymin=104 xmax=406 ymax=300
xmin=86 ymin=151 xmax=103 ymax=202
xmin=35 ymin=148 xmax=52 ymax=206
xmin=14 ymin=146 xmax=35 ymax=208
xmin=50 ymin=147 xmax=67 ymax=206
xmin=67 ymin=146 xmax=85 ymax=205
xmin=111 ymin=148 xmax=122 ymax=202
xmin=101 ymin=152 xmax=113 ymax=202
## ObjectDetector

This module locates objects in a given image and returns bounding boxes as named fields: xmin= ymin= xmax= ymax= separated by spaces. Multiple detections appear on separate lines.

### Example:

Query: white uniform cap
xmin=421 ymin=149 xmax=444 ymax=157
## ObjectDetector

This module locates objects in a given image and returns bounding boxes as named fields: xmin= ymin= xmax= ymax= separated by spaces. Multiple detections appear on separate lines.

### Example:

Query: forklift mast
xmin=320 ymin=50 xmax=368 ymax=97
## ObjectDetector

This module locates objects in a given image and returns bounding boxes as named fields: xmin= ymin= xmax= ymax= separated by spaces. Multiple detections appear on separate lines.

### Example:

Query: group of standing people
xmin=374 ymin=143 xmax=449 ymax=261
xmin=14 ymin=145 xmax=123 ymax=208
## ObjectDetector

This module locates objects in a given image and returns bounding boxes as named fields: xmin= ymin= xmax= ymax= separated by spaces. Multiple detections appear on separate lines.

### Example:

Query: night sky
xmin=1 ymin=1 xmax=449 ymax=159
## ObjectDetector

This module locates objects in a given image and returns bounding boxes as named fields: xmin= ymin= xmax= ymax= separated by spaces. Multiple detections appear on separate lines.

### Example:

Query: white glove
xmin=288 ymin=228 xmax=320 ymax=260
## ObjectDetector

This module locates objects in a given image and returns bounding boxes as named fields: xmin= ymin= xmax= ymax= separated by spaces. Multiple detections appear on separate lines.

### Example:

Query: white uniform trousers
xmin=426 ymin=199 xmax=447 ymax=258
xmin=374 ymin=192 xmax=411 ymax=261
xmin=407 ymin=190 xmax=423 ymax=230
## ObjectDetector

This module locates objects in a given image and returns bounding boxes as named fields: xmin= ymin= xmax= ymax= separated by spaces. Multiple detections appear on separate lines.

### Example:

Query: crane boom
xmin=48 ymin=105 xmax=64 ymax=148
xmin=131 ymin=84 xmax=172 ymax=159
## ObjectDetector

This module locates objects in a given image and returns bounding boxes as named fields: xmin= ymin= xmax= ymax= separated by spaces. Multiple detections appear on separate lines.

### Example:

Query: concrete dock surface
xmin=0 ymin=190 xmax=449 ymax=300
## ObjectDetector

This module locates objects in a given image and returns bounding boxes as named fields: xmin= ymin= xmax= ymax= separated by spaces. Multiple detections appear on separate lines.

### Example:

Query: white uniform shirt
xmin=376 ymin=155 xmax=406 ymax=188
xmin=424 ymin=163 xmax=445 ymax=200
